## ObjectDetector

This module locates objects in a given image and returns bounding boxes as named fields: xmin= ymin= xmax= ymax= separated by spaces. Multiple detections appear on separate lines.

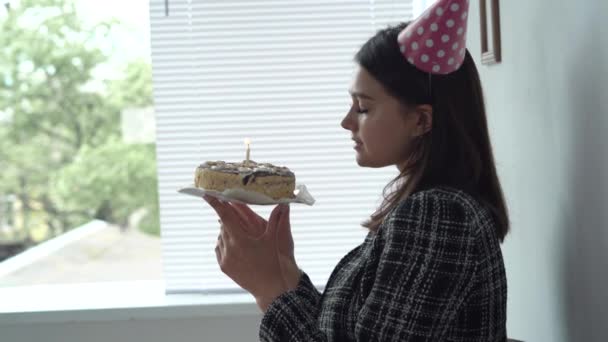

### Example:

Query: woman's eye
xmin=356 ymin=108 xmax=368 ymax=114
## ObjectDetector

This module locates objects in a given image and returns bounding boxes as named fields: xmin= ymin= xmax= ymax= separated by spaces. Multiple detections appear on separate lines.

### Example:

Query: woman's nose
xmin=341 ymin=111 xmax=354 ymax=131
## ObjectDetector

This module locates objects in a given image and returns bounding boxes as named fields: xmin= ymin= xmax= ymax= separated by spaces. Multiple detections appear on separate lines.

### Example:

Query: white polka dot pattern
xmin=397 ymin=0 xmax=470 ymax=75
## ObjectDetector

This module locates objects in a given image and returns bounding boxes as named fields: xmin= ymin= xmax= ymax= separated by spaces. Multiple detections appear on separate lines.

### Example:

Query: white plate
xmin=177 ymin=184 xmax=315 ymax=206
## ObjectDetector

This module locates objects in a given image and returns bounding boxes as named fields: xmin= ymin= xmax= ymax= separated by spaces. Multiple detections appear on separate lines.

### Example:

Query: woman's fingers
xmin=215 ymin=233 xmax=223 ymax=265
xmin=203 ymin=195 xmax=230 ymax=222
xmin=204 ymin=195 xmax=257 ymax=242
xmin=220 ymin=221 xmax=231 ymax=247
xmin=232 ymin=202 xmax=267 ymax=226
xmin=204 ymin=195 xmax=239 ymax=239
xmin=217 ymin=230 xmax=225 ymax=247
xmin=229 ymin=202 xmax=266 ymax=237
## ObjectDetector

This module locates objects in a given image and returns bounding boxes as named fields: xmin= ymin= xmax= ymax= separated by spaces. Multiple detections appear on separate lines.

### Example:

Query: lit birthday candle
xmin=244 ymin=137 xmax=251 ymax=165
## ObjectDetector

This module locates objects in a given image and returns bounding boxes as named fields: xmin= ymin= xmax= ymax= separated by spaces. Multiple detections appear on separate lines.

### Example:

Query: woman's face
xmin=341 ymin=66 xmax=426 ymax=171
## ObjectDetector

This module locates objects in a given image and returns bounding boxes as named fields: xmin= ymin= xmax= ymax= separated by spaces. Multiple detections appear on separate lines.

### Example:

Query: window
xmin=151 ymin=0 xmax=415 ymax=294
xmin=0 ymin=0 xmax=417 ymax=298
xmin=0 ymin=0 xmax=160 ymax=287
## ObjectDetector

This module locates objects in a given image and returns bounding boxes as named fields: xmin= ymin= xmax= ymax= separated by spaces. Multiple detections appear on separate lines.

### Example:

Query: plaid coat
xmin=259 ymin=186 xmax=507 ymax=341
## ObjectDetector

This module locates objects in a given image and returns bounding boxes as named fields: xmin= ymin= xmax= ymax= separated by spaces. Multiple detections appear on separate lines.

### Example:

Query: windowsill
xmin=0 ymin=281 xmax=261 ymax=325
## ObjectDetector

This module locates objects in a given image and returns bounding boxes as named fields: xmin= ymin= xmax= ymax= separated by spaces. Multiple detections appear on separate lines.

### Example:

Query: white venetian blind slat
xmin=150 ymin=0 xmax=414 ymax=294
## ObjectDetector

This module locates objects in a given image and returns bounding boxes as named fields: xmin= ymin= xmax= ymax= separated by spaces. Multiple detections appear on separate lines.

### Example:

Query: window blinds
xmin=150 ymin=0 xmax=414 ymax=294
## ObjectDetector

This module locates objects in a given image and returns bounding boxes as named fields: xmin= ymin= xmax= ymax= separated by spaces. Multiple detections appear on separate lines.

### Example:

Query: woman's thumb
xmin=276 ymin=204 xmax=294 ymax=255
xmin=277 ymin=204 xmax=290 ymax=236
xmin=266 ymin=204 xmax=285 ymax=237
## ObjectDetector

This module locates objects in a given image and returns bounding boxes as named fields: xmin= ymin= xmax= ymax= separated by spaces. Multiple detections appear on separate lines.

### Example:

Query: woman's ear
xmin=413 ymin=104 xmax=433 ymax=137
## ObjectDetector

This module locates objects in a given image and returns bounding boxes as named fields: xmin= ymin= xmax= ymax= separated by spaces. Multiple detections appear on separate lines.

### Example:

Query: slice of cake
xmin=194 ymin=160 xmax=296 ymax=200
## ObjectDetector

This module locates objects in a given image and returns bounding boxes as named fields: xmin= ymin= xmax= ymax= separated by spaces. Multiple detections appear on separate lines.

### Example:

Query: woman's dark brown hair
xmin=356 ymin=22 xmax=509 ymax=242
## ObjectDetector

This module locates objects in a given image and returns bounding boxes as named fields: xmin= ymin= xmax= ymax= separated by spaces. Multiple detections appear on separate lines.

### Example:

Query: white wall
xmin=2 ymin=1 xmax=607 ymax=341
xmin=467 ymin=0 xmax=608 ymax=341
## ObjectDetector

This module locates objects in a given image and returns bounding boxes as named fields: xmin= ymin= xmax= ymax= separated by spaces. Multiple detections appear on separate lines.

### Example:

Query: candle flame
xmin=244 ymin=137 xmax=251 ymax=146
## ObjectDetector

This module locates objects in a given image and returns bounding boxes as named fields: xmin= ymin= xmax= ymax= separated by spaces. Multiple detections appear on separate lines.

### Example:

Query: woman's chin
xmin=355 ymin=153 xmax=370 ymax=167
xmin=355 ymin=148 xmax=386 ymax=168
xmin=355 ymin=153 xmax=393 ymax=168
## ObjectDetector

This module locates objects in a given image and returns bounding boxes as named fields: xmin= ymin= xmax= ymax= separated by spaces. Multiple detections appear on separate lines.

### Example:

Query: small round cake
xmin=194 ymin=160 xmax=296 ymax=200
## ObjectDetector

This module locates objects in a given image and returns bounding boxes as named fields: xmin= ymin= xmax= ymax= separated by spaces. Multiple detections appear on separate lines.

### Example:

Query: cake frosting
xmin=194 ymin=160 xmax=296 ymax=200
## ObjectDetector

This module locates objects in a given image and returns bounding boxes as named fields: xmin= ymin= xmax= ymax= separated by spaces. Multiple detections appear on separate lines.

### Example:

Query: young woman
xmin=203 ymin=1 xmax=509 ymax=340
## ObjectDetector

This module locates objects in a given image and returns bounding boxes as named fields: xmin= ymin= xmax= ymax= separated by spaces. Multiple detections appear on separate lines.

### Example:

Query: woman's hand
xmin=203 ymin=196 xmax=301 ymax=311
xmin=228 ymin=201 xmax=301 ymax=290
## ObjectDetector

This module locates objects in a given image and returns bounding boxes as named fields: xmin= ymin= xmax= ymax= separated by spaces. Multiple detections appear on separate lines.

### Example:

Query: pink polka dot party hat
xmin=397 ymin=0 xmax=470 ymax=75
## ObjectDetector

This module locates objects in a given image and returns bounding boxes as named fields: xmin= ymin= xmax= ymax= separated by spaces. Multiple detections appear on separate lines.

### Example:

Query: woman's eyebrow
xmin=348 ymin=90 xmax=375 ymax=101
